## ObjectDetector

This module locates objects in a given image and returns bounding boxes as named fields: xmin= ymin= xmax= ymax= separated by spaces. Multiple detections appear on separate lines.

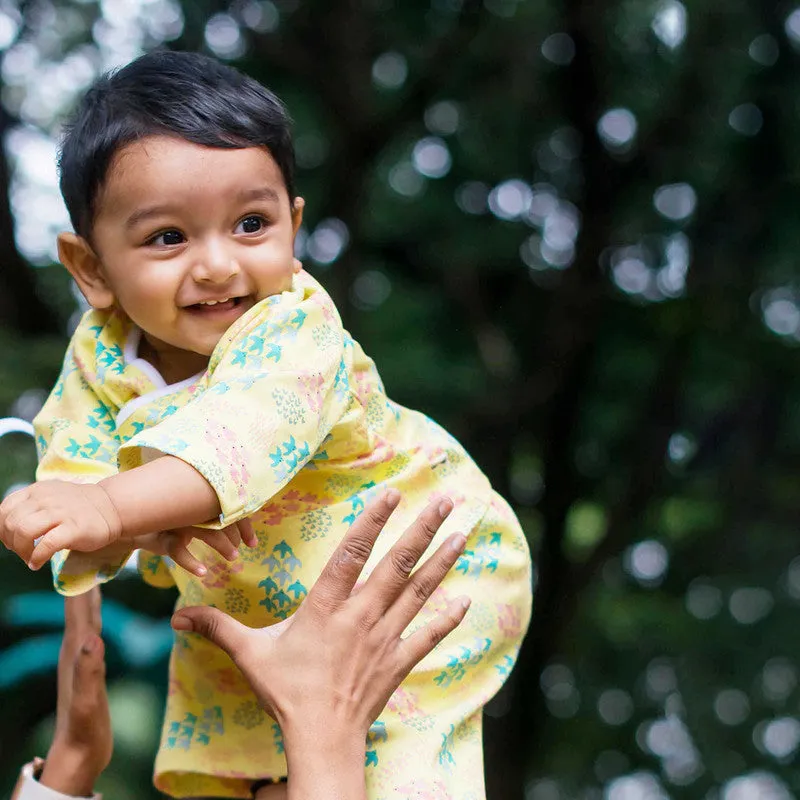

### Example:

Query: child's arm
xmin=0 ymin=456 xmax=227 ymax=570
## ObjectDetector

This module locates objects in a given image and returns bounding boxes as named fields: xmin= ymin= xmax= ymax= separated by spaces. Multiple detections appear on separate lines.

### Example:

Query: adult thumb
xmin=172 ymin=606 xmax=250 ymax=658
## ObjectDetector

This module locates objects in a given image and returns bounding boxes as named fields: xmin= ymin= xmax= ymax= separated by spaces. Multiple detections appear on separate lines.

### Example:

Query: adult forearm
xmin=283 ymin=727 xmax=367 ymax=800
xmin=99 ymin=456 xmax=220 ymax=538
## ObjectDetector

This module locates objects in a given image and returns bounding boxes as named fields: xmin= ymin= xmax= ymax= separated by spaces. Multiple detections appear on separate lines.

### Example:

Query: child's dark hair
xmin=59 ymin=50 xmax=295 ymax=239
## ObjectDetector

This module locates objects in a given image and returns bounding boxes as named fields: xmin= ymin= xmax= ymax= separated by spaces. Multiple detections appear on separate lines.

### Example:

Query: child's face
xmin=59 ymin=135 xmax=304 ymax=372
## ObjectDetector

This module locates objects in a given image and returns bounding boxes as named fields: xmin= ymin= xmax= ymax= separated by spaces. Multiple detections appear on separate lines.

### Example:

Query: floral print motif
xmin=232 ymin=700 xmax=265 ymax=730
xmin=224 ymin=587 xmax=250 ymax=614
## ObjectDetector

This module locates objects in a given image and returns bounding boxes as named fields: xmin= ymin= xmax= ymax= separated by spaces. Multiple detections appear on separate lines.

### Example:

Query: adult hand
xmin=40 ymin=587 xmax=112 ymax=796
xmin=172 ymin=490 xmax=470 ymax=800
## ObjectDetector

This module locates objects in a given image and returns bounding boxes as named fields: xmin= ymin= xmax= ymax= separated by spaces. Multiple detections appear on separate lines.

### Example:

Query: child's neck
xmin=138 ymin=335 xmax=210 ymax=385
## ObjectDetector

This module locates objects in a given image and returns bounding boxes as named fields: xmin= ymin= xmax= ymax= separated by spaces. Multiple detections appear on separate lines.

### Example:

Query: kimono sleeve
xmin=118 ymin=291 xmax=352 ymax=528
xmin=33 ymin=346 xmax=136 ymax=595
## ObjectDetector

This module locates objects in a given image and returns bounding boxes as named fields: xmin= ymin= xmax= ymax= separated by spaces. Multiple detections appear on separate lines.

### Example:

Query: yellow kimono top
xmin=34 ymin=270 xmax=532 ymax=800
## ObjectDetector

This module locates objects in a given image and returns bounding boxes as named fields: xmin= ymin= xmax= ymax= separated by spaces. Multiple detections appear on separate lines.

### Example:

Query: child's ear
xmin=290 ymin=196 xmax=305 ymax=238
xmin=57 ymin=232 xmax=115 ymax=310
xmin=290 ymin=198 xmax=305 ymax=274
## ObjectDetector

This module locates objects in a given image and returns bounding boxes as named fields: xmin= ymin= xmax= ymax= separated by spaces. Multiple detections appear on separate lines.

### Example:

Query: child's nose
xmin=192 ymin=240 xmax=240 ymax=283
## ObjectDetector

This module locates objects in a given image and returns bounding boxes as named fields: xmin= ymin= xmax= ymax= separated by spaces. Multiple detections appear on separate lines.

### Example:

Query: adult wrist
xmin=39 ymin=743 xmax=100 ymax=798
xmin=282 ymin=723 xmax=367 ymax=800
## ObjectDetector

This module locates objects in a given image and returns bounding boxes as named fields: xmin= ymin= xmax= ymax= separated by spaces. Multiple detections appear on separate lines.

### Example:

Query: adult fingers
xmin=172 ymin=606 xmax=252 ymax=663
xmin=356 ymin=497 xmax=453 ymax=621
xmin=64 ymin=587 xmax=103 ymax=636
xmin=69 ymin=635 xmax=107 ymax=725
xmin=398 ymin=596 xmax=471 ymax=674
xmin=381 ymin=532 xmax=466 ymax=635
xmin=165 ymin=533 xmax=208 ymax=577
xmin=309 ymin=489 xmax=401 ymax=612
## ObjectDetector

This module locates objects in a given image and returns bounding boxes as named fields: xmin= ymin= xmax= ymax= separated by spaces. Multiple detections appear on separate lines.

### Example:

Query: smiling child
xmin=0 ymin=51 xmax=532 ymax=799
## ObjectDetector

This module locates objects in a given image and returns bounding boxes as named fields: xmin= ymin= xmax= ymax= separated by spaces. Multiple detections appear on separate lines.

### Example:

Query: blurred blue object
xmin=1 ymin=592 xmax=174 ymax=687
xmin=0 ymin=634 xmax=62 ymax=688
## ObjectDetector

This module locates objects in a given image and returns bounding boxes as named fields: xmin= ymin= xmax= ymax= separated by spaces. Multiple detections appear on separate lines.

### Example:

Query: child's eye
xmin=148 ymin=230 xmax=185 ymax=247
xmin=236 ymin=215 xmax=267 ymax=235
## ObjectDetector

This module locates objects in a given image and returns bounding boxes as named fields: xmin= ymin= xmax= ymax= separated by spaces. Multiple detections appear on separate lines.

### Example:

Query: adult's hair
xmin=59 ymin=50 xmax=295 ymax=239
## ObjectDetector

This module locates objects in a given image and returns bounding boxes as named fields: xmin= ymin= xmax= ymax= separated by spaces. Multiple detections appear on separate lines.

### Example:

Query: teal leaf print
xmin=269 ymin=436 xmax=311 ymax=482
xmin=260 ymin=542 xmax=307 ymax=620
xmin=455 ymin=533 xmax=501 ymax=579
xmin=438 ymin=724 xmax=456 ymax=768
xmin=433 ymin=638 xmax=492 ymax=688
xmin=342 ymin=482 xmax=377 ymax=526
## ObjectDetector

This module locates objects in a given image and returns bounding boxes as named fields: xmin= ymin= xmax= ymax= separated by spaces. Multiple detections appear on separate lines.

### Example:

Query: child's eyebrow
xmin=124 ymin=187 xmax=281 ymax=231
xmin=235 ymin=186 xmax=281 ymax=204
xmin=125 ymin=204 xmax=176 ymax=230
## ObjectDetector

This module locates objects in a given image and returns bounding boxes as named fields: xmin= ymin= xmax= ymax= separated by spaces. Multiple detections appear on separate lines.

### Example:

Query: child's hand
xmin=137 ymin=519 xmax=257 ymax=577
xmin=0 ymin=481 xmax=122 ymax=570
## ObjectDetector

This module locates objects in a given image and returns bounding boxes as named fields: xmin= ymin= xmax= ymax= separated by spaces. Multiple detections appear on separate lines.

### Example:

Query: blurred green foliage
xmin=4 ymin=1 xmax=800 ymax=798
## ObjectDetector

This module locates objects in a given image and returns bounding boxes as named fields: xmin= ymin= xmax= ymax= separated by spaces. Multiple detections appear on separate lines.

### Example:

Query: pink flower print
xmin=386 ymin=686 xmax=424 ymax=724
xmin=424 ymin=586 xmax=453 ymax=618
xmin=208 ymin=666 xmax=251 ymax=697
xmin=297 ymin=372 xmax=324 ymax=413
xmin=167 ymin=674 xmax=192 ymax=698
xmin=204 ymin=420 xmax=251 ymax=504
xmin=497 ymin=603 xmax=524 ymax=639
xmin=200 ymin=559 xmax=244 ymax=589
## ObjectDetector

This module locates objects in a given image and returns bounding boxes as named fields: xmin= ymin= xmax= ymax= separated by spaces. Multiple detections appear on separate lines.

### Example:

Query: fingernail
xmin=172 ymin=615 xmax=193 ymax=632
xmin=81 ymin=635 xmax=98 ymax=654
xmin=195 ymin=565 xmax=207 ymax=576
xmin=438 ymin=499 xmax=453 ymax=519
xmin=27 ymin=561 xmax=38 ymax=571
xmin=385 ymin=488 xmax=400 ymax=508
xmin=450 ymin=533 xmax=466 ymax=553
xmin=460 ymin=596 xmax=472 ymax=611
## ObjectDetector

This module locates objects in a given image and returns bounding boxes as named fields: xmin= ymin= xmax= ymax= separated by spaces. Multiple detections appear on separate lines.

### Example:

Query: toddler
xmin=0 ymin=51 xmax=532 ymax=799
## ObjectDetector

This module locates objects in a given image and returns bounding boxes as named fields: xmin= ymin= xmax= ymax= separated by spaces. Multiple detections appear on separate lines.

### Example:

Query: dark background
xmin=3 ymin=1 xmax=800 ymax=798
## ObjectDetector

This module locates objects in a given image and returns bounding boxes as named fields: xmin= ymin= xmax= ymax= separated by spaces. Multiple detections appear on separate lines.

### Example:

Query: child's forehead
xmin=98 ymin=135 xmax=289 ymax=211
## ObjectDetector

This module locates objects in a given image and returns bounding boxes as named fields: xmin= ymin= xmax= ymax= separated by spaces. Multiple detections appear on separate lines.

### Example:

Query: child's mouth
xmin=187 ymin=297 xmax=245 ymax=314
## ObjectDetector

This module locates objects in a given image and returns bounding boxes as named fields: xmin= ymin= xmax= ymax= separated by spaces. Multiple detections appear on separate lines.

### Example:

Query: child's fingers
xmin=310 ymin=489 xmax=401 ymax=611
xmin=28 ymin=525 xmax=71 ymax=570
xmin=238 ymin=518 xmax=258 ymax=548
xmin=165 ymin=535 xmax=207 ymax=577
xmin=381 ymin=532 xmax=466 ymax=635
xmin=398 ymin=596 xmax=471 ymax=673
xmin=222 ymin=525 xmax=242 ymax=551
xmin=355 ymin=497 xmax=453 ymax=624
xmin=4 ymin=508 xmax=53 ymax=561
xmin=202 ymin=529 xmax=240 ymax=561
